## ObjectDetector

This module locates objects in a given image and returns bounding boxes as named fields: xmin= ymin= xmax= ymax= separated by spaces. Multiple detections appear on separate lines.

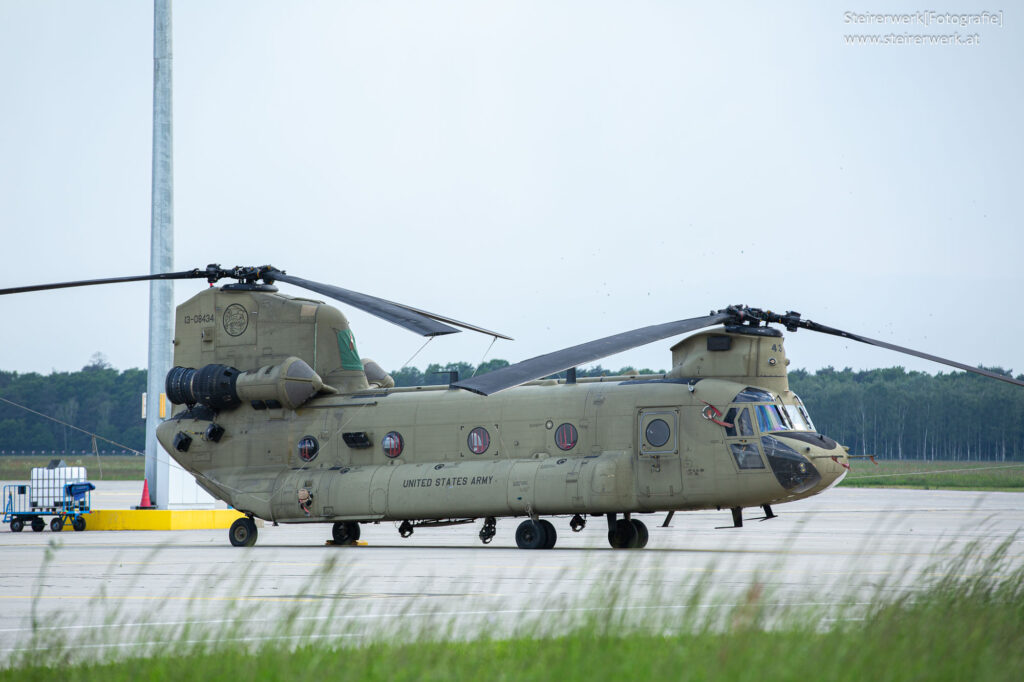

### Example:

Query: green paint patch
xmin=337 ymin=329 xmax=364 ymax=371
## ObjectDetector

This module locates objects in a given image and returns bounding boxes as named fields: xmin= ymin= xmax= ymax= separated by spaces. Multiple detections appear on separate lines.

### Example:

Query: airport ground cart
xmin=3 ymin=481 xmax=94 ymax=532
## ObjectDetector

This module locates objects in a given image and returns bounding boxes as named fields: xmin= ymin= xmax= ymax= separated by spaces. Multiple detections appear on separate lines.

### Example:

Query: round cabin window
xmin=554 ymin=423 xmax=578 ymax=451
xmin=645 ymin=419 xmax=671 ymax=448
xmin=382 ymin=431 xmax=404 ymax=458
xmin=468 ymin=427 xmax=490 ymax=454
xmin=297 ymin=435 xmax=319 ymax=462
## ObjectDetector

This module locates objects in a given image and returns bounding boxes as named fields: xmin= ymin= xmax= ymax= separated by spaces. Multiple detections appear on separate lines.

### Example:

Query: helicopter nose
xmin=768 ymin=433 xmax=847 ymax=493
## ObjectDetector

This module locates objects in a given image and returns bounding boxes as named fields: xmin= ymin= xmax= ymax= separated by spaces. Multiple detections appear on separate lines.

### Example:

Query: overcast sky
xmin=1 ymin=1 xmax=1021 ymax=379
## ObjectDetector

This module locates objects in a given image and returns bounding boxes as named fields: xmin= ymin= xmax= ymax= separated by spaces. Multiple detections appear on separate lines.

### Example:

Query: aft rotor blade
xmin=372 ymin=299 xmax=513 ymax=340
xmin=266 ymin=270 xmax=463 ymax=337
xmin=801 ymin=318 xmax=1024 ymax=388
xmin=454 ymin=312 xmax=732 ymax=395
xmin=0 ymin=270 xmax=205 ymax=296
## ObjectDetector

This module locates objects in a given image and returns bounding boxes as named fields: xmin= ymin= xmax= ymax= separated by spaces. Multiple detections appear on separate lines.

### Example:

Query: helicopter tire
xmin=332 ymin=521 xmax=361 ymax=544
xmin=229 ymin=517 xmax=258 ymax=547
xmin=31 ymin=518 xmax=45 ymax=533
xmin=10 ymin=518 xmax=24 ymax=533
xmin=607 ymin=518 xmax=638 ymax=549
xmin=72 ymin=516 xmax=86 ymax=532
xmin=50 ymin=517 xmax=64 ymax=532
xmin=630 ymin=519 xmax=649 ymax=548
xmin=515 ymin=520 xmax=547 ymax=550
xmin=538 ymin=519 xmax=557 ymax=549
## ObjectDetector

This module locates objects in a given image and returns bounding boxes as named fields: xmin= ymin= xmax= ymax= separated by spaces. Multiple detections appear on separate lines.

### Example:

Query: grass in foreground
xmin=839 ymin=458 xmax=1024 ymax=490
xmin=3 ymin=543 xmax=1022 ymax=682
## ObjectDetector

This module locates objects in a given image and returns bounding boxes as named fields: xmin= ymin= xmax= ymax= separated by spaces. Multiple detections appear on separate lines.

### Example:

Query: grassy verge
xmin=2 ymin=543 xmax=1021 ymax=681
xmin=839 ymin=458 xmax=1024 ymax=490
xmin=0 ymin=455 xmax=144 ymax=481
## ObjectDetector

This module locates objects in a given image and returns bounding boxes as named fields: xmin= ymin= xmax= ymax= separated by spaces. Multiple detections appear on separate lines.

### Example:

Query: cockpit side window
xmin=723 ymin=408 xmax=755 ymax=437
xmin=730 ymin=443 xmax=765 ymax=469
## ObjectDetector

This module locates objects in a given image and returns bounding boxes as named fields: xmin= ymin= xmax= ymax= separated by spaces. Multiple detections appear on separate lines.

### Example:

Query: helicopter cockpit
xmin=722 ymin=387 xmax=816 ymax=435
xmin=720 ymin=386 xmax=824 ymax=493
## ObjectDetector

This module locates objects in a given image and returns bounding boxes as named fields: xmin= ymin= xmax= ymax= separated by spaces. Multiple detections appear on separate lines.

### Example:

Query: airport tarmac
xmin=1 ymin=486 xmax=1022 ymax=662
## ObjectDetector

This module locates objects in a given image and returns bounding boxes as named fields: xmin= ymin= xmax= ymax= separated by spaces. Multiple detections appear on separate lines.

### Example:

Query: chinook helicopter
xmin=4 ymin=264 xmax=1022 ymax=549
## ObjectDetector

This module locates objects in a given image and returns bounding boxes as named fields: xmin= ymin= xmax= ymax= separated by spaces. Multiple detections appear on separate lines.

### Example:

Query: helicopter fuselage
xmin=155 ymin=285 xmax=849 ymax=545
xmin=158 ymin=374 xmax=848 ymax=526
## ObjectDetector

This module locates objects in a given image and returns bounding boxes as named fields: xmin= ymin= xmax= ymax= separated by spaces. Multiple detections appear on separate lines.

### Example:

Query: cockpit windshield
xmin=792 ymin=394 xmax=816 ymax=431
xmin=780 ymin=394 xmax=816 ymax=431
xmin=734 ymin=387 xmax=775 ymax=403
xmin=755 ymin=404 xmax=790 ymax=433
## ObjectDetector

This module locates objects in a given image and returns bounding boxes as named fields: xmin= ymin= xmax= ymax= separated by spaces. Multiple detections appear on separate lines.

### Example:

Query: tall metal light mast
xmin=145 ymin=0 xmax=173 ymax=508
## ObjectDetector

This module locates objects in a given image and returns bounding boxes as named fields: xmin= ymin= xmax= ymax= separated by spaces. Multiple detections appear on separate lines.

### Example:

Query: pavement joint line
xmin=0 ymin=600 xmax=876 ymax=639
xmin=2 ymin=631 xmax=366 ymax=654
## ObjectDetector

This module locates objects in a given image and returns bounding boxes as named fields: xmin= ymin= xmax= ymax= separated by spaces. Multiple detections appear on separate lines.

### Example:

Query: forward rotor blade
xmin=801 ymin=319 xmax=1024 ymax=388
xmin=0 ymin=270 xmax=204 ymax=296
xmin=266 ymin=270 xmax=462 ymax=337
xmin=454 ymin=312 xmax=732 ymax=395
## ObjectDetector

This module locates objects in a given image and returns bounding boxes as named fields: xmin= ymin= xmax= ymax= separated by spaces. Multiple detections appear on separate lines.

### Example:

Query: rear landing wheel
xmin=515 ymin=520 xmax=547 ymax=549
xmin=538 ymin=519 xmax=557 ymax=549
xmin=332 ymin=521 xmax=361 ymax=544
xmin=229 ymin=517 xmax=258 ymax=547
xmin=630 ymin=519 xmax=649 ymax=549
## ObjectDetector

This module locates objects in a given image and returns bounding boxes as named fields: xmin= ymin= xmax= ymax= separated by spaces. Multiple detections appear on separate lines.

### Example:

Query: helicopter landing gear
xmin=479 ymin=517 xmax=497 ymax=544
xmin=229 ymin=516 xmax=258 ymax=547
xmin=398 ymin=520 xmax=414 ymax=538
xmin=515 ymin=519 xmax=555 ymax=549
xmin=569 ymin=514 xmax=587 ymax=532
xmin=731 ymin=506 xmax=743 ymax=528
xmin=538 ymin=519 xmax=557 ymax=549
xmin=762 ymin=504 xmax=776 ymax=519
xmin=631 ymin=519 xmax=649 ymax=548
xmin=606 ymin=513 xmax=648 ymax=549
xmin=332 ymin=521 xmax=361 ymax=545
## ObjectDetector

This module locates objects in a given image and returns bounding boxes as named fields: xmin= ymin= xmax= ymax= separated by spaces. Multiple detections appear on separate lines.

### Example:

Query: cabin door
xmin=636 ymin=408 xmax=683 ymax=497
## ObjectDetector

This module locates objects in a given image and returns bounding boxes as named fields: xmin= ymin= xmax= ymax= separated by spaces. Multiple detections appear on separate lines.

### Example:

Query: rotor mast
xmin=146 ymin=0 xmax=173 ymax=508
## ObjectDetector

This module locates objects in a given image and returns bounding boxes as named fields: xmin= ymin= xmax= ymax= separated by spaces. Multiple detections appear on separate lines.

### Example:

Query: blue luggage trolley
xmin=3 ymin=482 xmax=95 ymax=532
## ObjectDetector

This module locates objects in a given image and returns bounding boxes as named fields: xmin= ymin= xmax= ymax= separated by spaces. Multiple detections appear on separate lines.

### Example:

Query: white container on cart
xmin=29 ymin=467 xmax=86 ymax=509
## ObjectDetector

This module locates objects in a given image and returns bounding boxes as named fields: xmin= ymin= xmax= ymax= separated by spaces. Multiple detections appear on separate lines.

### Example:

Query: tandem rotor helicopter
xmin=4 ymin=264 xmax=1022 ymax=549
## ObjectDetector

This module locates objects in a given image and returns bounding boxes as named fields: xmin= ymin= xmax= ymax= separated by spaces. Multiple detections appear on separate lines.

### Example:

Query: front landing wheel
xmin=608 ymin=518 xmax=638 ymax=548
xmin=229 ymin=517 xmax=258 ymax=547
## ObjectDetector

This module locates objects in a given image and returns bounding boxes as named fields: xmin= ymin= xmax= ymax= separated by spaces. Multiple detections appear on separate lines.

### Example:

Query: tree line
xmin=1 ymin=358 xmax=1021 ymax=460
